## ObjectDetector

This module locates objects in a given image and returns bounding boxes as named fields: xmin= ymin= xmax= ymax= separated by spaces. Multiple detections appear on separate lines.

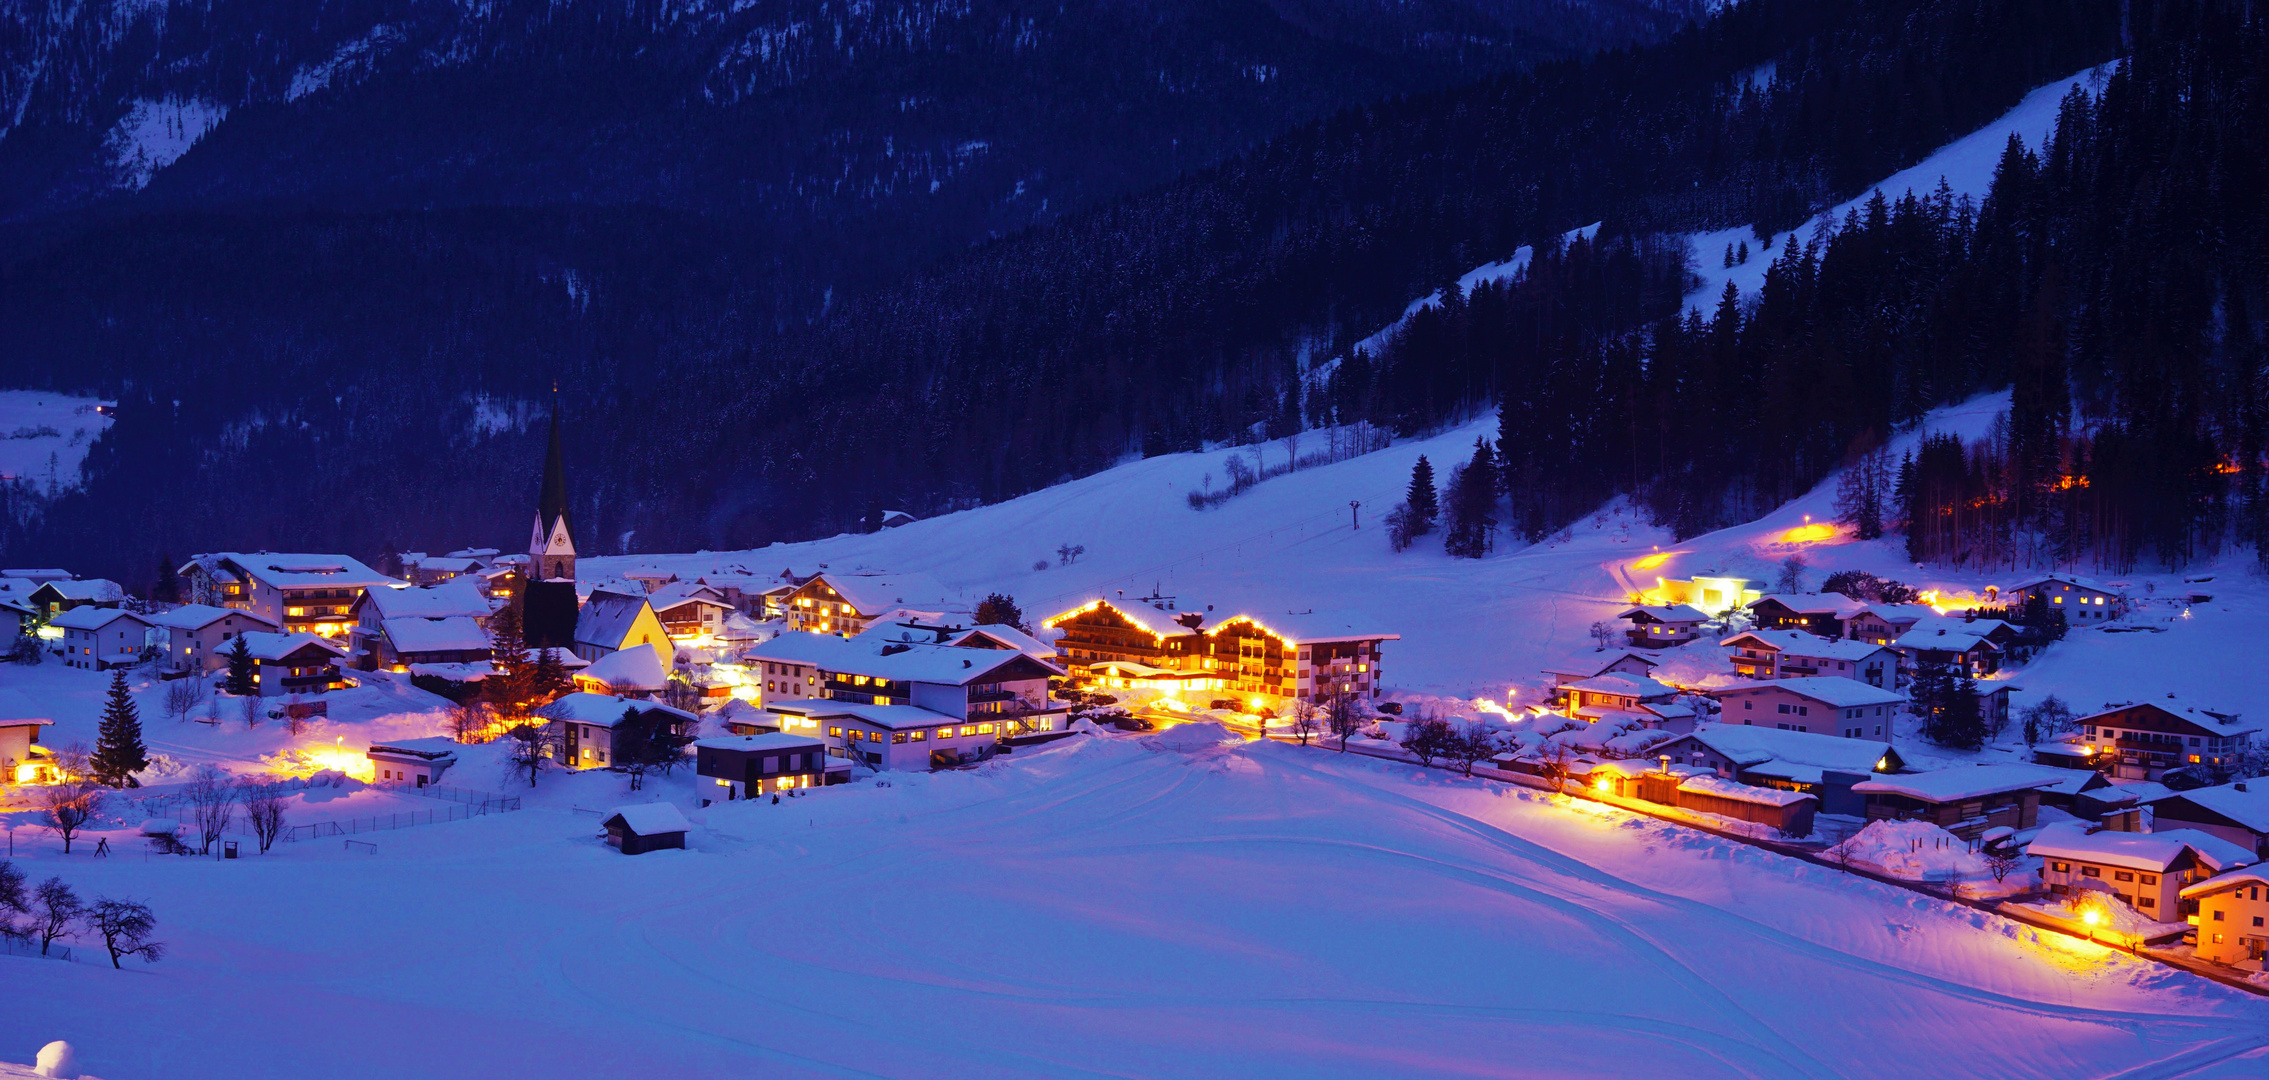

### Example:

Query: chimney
xmin=2238 ymin=781 xmax=2250 ymax=793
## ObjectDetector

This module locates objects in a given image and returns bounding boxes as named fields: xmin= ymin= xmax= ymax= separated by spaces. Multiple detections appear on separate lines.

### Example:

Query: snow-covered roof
xmin=444 ymin=547 xmax=501 ymax=560
xmin=811 ymin=572 xmax=956 ymax=615
xmin=2182 ymin=866 xmax=2269 ymax=900
xmin=367 ymin=737 xmax=460 ymax=761
xmin=1668 ymin=724 xmax=1894 ymax=776
xmin=48 ymin=606 xmax=150 ymax=631
xmin=188 ymin=552 xmax=396 ymax=590
xmin=0 ymin=688 xmax=54 ymax=726
xmin=416 ymin=557 xmax=485 ymax=574
xmin=694 ymin=732 xmax=824 ymax=752
xmin=1564 ymin=674 xmax=1676 ymax=699
xmin=578 ymin=644 xmax=669 ymax=691
xmin=0 ymin=568 xmax=72 ymax=581
xmin=408 ymin=660 xmax=497 ymax=682
xmin=606 ymin=802 xmax=691 ymax=836
xmin=1709 ymin=676 xmax=1904 ymax=709
xmin=852 ymin=611 xmax=958 ymax=646
xmin=747 ymin=631 xmax=1042 ymax=686
xmin=2007 ymin=572 xmax=2119 ymax=594
xmin=1679 ymin=774 xmax=1814 ymax=807
xmin=544 ymin=691 xmax=693 ymax=727
xmin=1615 ymin=604 xmax=1711 ymax=624
xmin=949 ymin=624 xmax=1061 ymax=664
xmin=648 ymin=582 xmax=731 ymax=613
xmin=1216 ymin=611 xmax=1399 ymax=645
xmin=576 ymin=590 xmax=657 ymax=650
xmin=2156 ymin=778 xmax=2269 ymax=832
xmin=381 ymin=616 xmax=491 ymax=654
xmin=1541 ymin=650 xmax=1659 ymax=680
xmin=1748 ymin=593 xmax=1867 ymax=618
xmin=1852 ymin=764 xmax=2070 ymax=804
xmin=1895 ymin=626 xmax=2003 ymax=654
xmin=767 ymin=699 xmax=961 ymax=731
xmin=238 ymin=631 xmax=346 ymax=661
xmin=146 ymin=603 xmax=276 ymax=631
xmin=1722 ymin=630 xmax=1892 ymax=661
xmin=1845 ymin=604 xmax=1937 ymax=624
xmin=30 ymin=578 xmax=124 ymax=602
xmin=362 ymin=579 xmax=493 ymax=620
xmin=2026 ymin=821 xmax=2254 ymax=874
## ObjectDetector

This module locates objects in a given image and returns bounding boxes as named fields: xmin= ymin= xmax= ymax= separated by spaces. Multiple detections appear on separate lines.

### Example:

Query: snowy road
xmin=7 ymin=735 xmax=2266 ymax=1078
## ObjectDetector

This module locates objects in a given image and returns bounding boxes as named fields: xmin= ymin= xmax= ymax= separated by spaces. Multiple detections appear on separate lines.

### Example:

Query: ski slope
xmin=7 ymin=735 xmax=2268 ymax=1079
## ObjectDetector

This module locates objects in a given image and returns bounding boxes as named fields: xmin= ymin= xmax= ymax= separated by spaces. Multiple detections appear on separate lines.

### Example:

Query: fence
xmin=283 ymin=799 xmax=516 ymax=842
xmin=123 ymin=773 xmax=345 ymax=821
xmin=401 ymin=784 xmax=521 ymax=812
xmin=1 ymin=936 xmax=71 ymax=963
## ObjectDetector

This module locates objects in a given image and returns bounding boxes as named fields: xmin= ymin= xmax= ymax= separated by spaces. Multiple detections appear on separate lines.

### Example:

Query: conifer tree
xmin=223 ymin=635 xmax=255 ymax=696
xmin=1406 ymin=456 xmax=1438 ymax=530
xmin=487 ymin=604 xmax=532 ymax=719
xmin=91 ymin=669 xmax=149 ymax=788
xmin=1442 ymin=439 xmax=1500 ymax=559
xmin=530 ymin=647 xmax=570 ymax=705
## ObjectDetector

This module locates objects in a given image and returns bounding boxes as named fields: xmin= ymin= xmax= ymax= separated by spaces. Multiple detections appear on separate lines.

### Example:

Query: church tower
xmin=521 ymin=396 xmax=583 ymax=652
xmin=529 ymin=404 xmax=577 ymax=582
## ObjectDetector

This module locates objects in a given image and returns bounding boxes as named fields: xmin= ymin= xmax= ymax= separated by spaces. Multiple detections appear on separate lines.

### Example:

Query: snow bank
xmin=1144 ymin=721 xmax=1239 ymax=752
xmin=1827 ymin=819 xmax=1996 ymax=883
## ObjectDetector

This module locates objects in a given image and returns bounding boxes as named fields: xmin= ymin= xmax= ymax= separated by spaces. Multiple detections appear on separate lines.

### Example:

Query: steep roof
xmin=49 ymin=606 xmax=151 ymax=631
xmin=1852 ymin=763 xmax=2069 ymax=803
xmin=2007 ymin=572 xmax=2119 ymax=593
xmin=2026 ymin=821 xmax=2254 ymax=874
xmin=1541 ymin=650 xmax=1660 ymax=680
xmin=30 ymin=578 xmax=124 ymax=603
xmin=949 ymin=624 xmax=1062 ymax=667
xmin=1748 ymin=594 xmax=1868 ymax=619
xmin=1565 ymin=673 xmax=1676 ymax=698
xmin=1846 ymin=603 xmax=1937 ymax=624
xmin=146 ymin=604 xmax=276 ymax=632
xmin=238 ymin=631 xmax=346 ymax=662
xmin=748 ymin=631 xmax=1044 ymax=686
xmin=575 ymin=591 xmax=657 ymax=650
xmin=648 ymin=582 xmax=731 ymax=613
xmin=362 ymin=579 xmax=493 ymax=620
xmin=1723 ymin=630 xmax=1893 ymax=661
xmin=1668 ymin=723 xmax=1895 ymax=778
xmin=536 ymin=403 xmax=572 ymax=550
xmin=578 ymin=643 xmax=669 ymax=691
xmin=381 ymin=616 xmax=491 ymax=654
xmin=1616 ymin=604 xmax=1711 ymax=624
xmin=1710 ymin=676 xmax=1904 ymax=709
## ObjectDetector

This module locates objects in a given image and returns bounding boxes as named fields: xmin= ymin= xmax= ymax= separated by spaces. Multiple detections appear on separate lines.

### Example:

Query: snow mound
xmin=1144 ymin=721 xmax=1239 ymax=753
xmin=1828 ymin=819 xmax=1992 ymax=881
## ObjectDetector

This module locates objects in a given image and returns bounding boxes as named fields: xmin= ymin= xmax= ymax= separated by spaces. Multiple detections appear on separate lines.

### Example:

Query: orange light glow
xmin=1633 ymin=551 xmax=1671 ymax=571
xmin=1592 ymin=776 xmax=1613 ymax=793
xmin=1782 ymin=523 xmax=1836 ymax=543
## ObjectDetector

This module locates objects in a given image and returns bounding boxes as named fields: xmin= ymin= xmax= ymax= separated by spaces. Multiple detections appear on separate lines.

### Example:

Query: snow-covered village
xmin=7 ymin=0 xmax=2269 ymax=1076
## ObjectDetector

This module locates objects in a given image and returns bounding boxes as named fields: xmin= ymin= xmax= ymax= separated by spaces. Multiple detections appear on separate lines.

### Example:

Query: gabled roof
xmin=1852 ymin=763 xmax=2069 ymax=803
xmin=1723 ymin=630 xmax=1894 ymax=661
xmin=575 ymin=590 xmax=658 ymax=650
xmin=806 ymin=572 xmax=956 ymax=615
xmin=851 ymin=610 xmax=956 ymax=646
xmin=605 ymin=803 xmax=690 ymax=837
xmin=360 ymin=579 xmax=493 ymax=620
xmin=1709 ymin=676 xmax=1904 ymax=709
xmin=380 ymin=616 xmax=491 ymax=654
xmin=367 ymin=737 xmax=460 ymax=761
xmin=1564 ymin=673 xmax=1676 ymax=699
xmin=1214 ymin=611 xmax=1398 ymax=646
xmin=1664 ymin=723 xmax=1894 ymax=777
xmin=2155 ymin=777 xmax=2269 ymax=832
xmin=186 ymin=553 xmax=396 ymax=590
xmin=748 ymin=631 xmax=1047 ymax=686
xmin=49 ymin=606 xmax=151 ymax=631
xmin=1844 ymin=603 xmax=1937 ymax=624
xmin=578 ymin=643 xmax=669 ymax=691
xmin=1541 ymin=650 xmax=1659 ymax=680
xmin=1616 ymin=604 xmax=1711 ymax=624
xmin=543 ymin=691 xmax=694 ymax=727
xmin=2028 ymin=821 xmax=2254 ymax=874
xmin=238 ymin=631 xmax=346 ymax=662
xmin=28 ymin=578 xmax=124 ymax=603
xmin=766 ymin=699 xmax=961 ymax=731
xmin=1747 ymin=593 xmax=1868 ymax=619
xmin=648 ymin=582 xmax=731 ymax=613
xmin=948 ymin=624 xmax=1062 ymax=667
xmin=0 ymin=688 xmax=54 ymax=726
xmin=2007 ymin=572 xmax=2120 ymax=594
xmin=2075 ymin=700 xmax=2261 ymax=738
xmin=146 ymin=604 xmax=277 ymax=632
xmin=1894 ymin=626 xmax=2002 ymax=654
xmin=2182 ymin=865 xmax=2269 ymax=901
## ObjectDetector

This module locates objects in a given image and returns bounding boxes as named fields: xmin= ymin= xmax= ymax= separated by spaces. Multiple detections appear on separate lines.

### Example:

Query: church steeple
xmin=529 ymin=394 xmax=577 ymax=581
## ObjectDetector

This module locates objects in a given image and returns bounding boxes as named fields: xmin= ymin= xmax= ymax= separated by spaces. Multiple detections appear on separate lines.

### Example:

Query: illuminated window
xmin=910 ymin=729 xmax=926 ymax=741
xmin=960 ymin=726 xmax=976 ymax=737
xmin=828 ymin=726 xmax=842 ymax=737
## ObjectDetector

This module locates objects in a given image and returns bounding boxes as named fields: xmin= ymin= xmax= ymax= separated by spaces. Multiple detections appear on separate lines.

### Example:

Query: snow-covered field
xmin=0 ymin=391 xmax=111 ymax=493
xmin=9 ymin=734 xmax=2269 ymax=1079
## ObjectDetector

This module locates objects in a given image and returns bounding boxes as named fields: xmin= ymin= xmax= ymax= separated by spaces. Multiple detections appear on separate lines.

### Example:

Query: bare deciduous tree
xmin=1324 ymin=692 xmax=1364 ymax=752
xmin=1446 ymin=723 xmax=1499 ymax=777
xmin=31 ymin=877 xmax=81 ymax=956
xmin=1983 ymin=848 xmax=2024 ymax=884
xmin=506 ymin=722 xmax=559 ymax=788
xmin=239 ymin=779 xmax=288 ymax=854
xmin=239 ymin=693 xmax=262 ymax=729
xmin=1289 ymin=702 xmax=1320 ymax=746
xmin=163 ymin=675 xmax=205 ymax=724
xmin=449 ymin=699 xmax=496 ymax=743
xmin=0 ymin=860 xmax=27 ymax=941
xmin=86 ymin=897 xmax=164 ymax=969
xmin=38 ymin=782 xmax=102 ymax=854
xmin=1401 ymin=719 xmax=1455 ymax=769
xmin=1538 ymin=741 xmax=1576 ymax=794
xmin=184 ymin=764 xmax=237 ymax=855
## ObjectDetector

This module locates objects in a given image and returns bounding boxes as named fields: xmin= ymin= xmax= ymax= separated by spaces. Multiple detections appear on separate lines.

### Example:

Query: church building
xmin=522 ymin=404 xmax=582 ymax=652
